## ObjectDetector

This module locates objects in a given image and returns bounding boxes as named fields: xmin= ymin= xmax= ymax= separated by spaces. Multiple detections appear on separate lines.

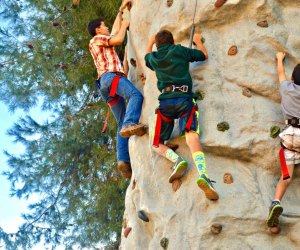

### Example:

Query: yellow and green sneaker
xmin=168 ymin=157 xmax=188 ymax=183
xmin=197 ymin=174 xmax=219 ymax=200
xmin=267 ymin=201 xmax=283 ymax=227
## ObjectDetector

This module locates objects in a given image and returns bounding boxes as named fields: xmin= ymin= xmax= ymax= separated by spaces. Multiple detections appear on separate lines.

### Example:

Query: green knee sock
xmin=192 ymin=151 xmax=207 ymax=175
xmin=164 ymin=149 xmax=179 ymax=163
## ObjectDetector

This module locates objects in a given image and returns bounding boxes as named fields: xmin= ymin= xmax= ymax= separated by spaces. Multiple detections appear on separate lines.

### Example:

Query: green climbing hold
xmin=201 ymin=37 xmax=205 ymax=44
xmin=196 ymin=90 xmax=205 ymax=100
xmin=160 ymin=237 xmax=169 ymax=249
xmin=217 ymin=122 xmax=230 ymax=132
xmin=137 ymin=210 xmax=149 ymax=222
xmin=270 ymin=126 xmax=280 ymax=138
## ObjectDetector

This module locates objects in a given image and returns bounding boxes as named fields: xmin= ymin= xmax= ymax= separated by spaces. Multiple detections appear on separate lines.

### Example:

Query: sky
xmin=0 ymin=102 xmax=65 ymax=249
xmin=0 ymin=102 xmax=28 ymax=233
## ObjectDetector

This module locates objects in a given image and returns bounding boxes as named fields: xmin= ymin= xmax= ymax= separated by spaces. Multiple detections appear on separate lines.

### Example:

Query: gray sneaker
xmin=196 ymin=174 xmax=219 ymax=200
xmin=168 ymin=157 xmax=188 ymax=183
xmin=267 ymin=201 xmax=283 ymax=227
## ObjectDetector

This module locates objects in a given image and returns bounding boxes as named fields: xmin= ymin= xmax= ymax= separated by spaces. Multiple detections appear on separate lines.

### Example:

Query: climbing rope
xmin=188 ymin=0 xmax=198 ymax=48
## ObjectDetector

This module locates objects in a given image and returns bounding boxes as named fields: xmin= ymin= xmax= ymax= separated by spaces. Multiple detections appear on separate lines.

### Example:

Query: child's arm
xmin=145 ymin=35 xmax=156 ymax=54
xmin=193 ymin=33 xmax=208 ymax=59
xmin=276 ymin=52 xmax=287 ymax=83
xmin=111 ymin=0 xmax=131 ymax=36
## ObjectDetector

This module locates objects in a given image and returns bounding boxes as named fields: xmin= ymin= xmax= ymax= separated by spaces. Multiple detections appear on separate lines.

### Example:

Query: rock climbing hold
xmin=215 ymin=0 xmax=227 ymax=8
xmin=269 ymin=226 xmax=281 ymax=234
xmin=257 ymin=20 xmax=268 ymax=28
xmin=62 ymin=6 xmax=67 ymax=12
xmin=126 ymin=1 xmax=132 ymax=11
xmin=130 ymin=58 xmax=136 ymax=67
xmin=270 ymin=126 xmax=280 ymax=138
xmin=242 ymin=87 xmax=252 ymax=97
xmin=217 ymin=122 xmax=230 ymax=132
xmin=137 ymin=210 xmax=149 ymax=222
xmin=211 ymin=224 xmax=222 ymax=234
xmin=160 ymin=237 xmax=169 ymax=249
xmin=223 ymin=173 xmax=233 ymax=184
xmin=201 ymin=37 xmax=205 ymax=44
xmin=122 ymin=218 xmax=127 ymax=229
xmin=132 ymin=179 xmax=136 ymax=190
xmin=139 ymin=73 xmax=146 ymax=85
xmin=172 ymin=179 xmax=182 ymax=192
xmin=166 ymin=143 xmax=179 ymax=151
xmin=228 ymin=45 xmax=238 ymax=56
xmin=195 ymin=90 xmax=205 ymax=100
xmin=124 ymin=227 xmax=132 ymax=238
xmin=167 ymin=0 xmax=173 ymax=7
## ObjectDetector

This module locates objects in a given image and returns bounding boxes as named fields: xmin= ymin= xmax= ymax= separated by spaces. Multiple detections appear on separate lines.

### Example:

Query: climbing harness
xmin=100 ymin=73 xmax=124 ymax=133
xmin=152 ymin=103 xmax=198 ymax=147
xmin=279 ymin=147 xmax=290 ymax=180
xmin=188 ymin=0 xmax=198 ymax=48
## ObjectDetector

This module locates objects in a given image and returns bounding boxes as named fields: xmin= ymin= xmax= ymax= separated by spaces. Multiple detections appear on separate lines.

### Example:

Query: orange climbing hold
xmin=172 ymin=179 xmax=182 ymax=192
xmin=223 ymin=173 xmax=233 ymax=184
xmin=257 ymin=20 xmax=268 ymax=28
xmin=228 ymin=45 xmax=238 ymax=56
xmin=167 ymin=0 xmax=173 ymax=7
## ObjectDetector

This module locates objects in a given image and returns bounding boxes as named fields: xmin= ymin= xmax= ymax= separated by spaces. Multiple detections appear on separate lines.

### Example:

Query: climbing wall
xmin=120 ymin=0 xmax=300 ymax=249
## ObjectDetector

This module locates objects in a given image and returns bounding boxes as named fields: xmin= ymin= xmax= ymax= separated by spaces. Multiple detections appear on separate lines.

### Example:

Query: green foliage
xmin=0 ymin=0 xmax=127 ymax=249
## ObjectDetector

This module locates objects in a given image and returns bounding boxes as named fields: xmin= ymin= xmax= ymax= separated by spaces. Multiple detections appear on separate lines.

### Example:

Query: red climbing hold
xmin=215 ymin=0 xmax=227 ymax=8
xmin=124 ymin=227 xmax=132 ymax=238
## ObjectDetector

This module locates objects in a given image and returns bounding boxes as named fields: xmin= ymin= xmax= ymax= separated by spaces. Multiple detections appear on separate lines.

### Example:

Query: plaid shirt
xmin=89 ymin=34 xmax=124 ymax=79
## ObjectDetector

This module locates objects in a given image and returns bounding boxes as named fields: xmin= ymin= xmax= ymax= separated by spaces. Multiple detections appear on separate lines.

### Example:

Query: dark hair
xmin=87 ymin=18 xmax=104 ymax=37
xmin=292 ymin=64 xmax=300 ymax=85
xmin=155 ymin=30 xmax=174 ymax=48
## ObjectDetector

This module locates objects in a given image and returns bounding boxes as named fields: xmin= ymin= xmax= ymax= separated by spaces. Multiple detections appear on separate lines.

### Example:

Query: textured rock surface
xmin=120 ymin=0 xmax=300 ymax=249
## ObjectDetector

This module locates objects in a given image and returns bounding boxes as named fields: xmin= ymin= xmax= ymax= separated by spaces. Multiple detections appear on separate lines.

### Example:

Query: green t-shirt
xmin=144 ymin=44 xmax=206 ymax=99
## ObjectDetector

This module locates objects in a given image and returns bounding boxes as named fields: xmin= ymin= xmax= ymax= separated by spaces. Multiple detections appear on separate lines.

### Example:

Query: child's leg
xmin=153 ymin=144 xmax=188 ymax=183
xmin=267 ymin=164 xmax=294 ymax=227
xmin=185 ymin=131 xmax=219 ymax=200
xmin=274 ymin=164 xmax=295 ymax=201
xmin=185 ymin=131 xmax=206 ymax=175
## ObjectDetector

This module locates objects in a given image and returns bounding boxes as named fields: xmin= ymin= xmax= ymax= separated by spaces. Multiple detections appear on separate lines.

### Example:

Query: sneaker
xmin=120 ymin=124 xmax=147 ymax=138
xmin=118 ymin=161 xmax=132 ymax=179
xmin=267 ymin=201 xmax=283 ymax=227
xmin=168 ymin=157 xmax=188 ymax=183
xmin=196 ymin=174 xmax=219 ymax=200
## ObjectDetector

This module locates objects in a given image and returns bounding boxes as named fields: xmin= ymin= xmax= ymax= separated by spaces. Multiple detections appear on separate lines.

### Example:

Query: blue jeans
xmin=100 ymin=72 xmax=143 ymax=163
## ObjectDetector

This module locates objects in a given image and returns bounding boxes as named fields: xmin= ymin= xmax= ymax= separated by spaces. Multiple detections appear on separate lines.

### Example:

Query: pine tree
xmin=0 ymin=0 xmax=127 ymax=249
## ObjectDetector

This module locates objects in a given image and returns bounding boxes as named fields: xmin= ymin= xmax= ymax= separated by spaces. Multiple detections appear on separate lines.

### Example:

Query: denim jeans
xmin=99 ymin=72 xmax=143 ymax=163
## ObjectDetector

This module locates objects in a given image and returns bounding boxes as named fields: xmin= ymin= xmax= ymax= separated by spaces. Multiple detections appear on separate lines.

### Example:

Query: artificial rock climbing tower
xmin=120 ymin=0 xmax=300 ymax=249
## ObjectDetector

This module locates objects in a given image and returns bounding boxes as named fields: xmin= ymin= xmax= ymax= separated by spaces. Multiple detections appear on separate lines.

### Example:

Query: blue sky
xmin=0 ymin=102 xmax=28 ymax=233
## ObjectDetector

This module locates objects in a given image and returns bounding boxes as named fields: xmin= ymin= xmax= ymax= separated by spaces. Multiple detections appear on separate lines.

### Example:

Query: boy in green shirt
xmin=145 ymin=30 xmax=219 ymax=200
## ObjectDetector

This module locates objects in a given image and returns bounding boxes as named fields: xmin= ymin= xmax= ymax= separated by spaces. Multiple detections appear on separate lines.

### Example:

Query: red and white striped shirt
xmin=89 ymin=34 xmax=124 ymax=79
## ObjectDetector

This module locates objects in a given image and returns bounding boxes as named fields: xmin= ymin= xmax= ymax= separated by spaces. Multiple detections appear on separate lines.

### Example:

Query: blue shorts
xmin=156 ymin=97 xmax=199 ymax=142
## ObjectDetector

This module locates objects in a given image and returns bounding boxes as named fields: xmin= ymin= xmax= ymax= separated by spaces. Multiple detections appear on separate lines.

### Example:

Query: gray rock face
xmin=120 ymin=1 xmax=300 ymax=249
